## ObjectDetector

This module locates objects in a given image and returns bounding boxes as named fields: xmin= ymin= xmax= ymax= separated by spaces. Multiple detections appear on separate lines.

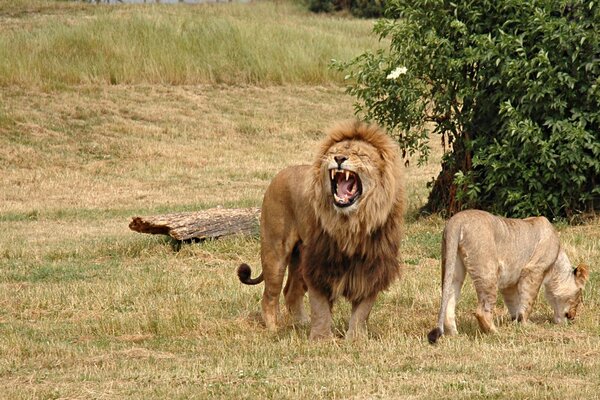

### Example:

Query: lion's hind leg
xmin=260 ymin=246 xmax=290 ymax=331
xmin=283 ymin=243 xmax=308 ymax=325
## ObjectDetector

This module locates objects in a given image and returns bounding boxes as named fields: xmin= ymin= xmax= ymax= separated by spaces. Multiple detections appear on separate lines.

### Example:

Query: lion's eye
xmin=357 ymin=154 xmax=375 ymax=164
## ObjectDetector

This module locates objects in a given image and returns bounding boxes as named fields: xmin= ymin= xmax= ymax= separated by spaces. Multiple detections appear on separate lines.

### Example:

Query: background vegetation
xmin=339 ymin=0 xmax=600 ymax=218
xmin=0 ymin=1 xmax=379 ymax=86
xmin=0 ymin=1 xmax=599 ymax=399
xmin=307 ymin=0 xmax=387 ymax=18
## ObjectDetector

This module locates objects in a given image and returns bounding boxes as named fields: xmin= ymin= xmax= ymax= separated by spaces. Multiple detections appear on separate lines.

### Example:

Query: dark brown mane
xmin=302 ymin=203 xmax=403 ymax=303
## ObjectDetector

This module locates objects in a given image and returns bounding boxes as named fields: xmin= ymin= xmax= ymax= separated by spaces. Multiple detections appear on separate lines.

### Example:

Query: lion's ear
xmin=574 ymin=263 xmax=590 ymax=287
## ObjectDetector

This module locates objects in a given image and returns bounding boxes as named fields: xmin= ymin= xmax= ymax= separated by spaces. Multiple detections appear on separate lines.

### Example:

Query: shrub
xmin=307 ymin=0 xmax=387 ymax=18
xmin=350 ymin=0 xmax=387 ymax=18
xmin=336 ymin=0 xmax=600 ymax=218
xmin=307 ymin=0 xmax=341 ymax=14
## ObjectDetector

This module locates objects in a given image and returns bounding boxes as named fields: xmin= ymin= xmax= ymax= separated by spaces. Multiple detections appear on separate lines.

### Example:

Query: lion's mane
xmin=303 ymin=121 xmax=405 ymax=303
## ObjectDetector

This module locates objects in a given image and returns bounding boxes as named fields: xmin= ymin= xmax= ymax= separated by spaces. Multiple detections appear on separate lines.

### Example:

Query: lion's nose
xmin=334 ymin=155 xmax=347 ymax=166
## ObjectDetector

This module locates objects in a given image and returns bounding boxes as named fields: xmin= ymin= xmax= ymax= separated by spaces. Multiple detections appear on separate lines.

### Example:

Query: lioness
xmin=428 ymin=209 xmax=589 ymax=344
xmin=238 ymin=121 xmax=405 ymax=340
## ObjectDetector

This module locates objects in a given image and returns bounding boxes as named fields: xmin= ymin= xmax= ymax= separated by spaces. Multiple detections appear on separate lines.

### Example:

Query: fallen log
xmin=129 ymin=207 xmax=261 ymax=241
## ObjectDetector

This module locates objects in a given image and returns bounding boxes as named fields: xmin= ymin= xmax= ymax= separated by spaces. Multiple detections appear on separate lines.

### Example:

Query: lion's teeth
xmin=330 ymin=170 xmax=335 ymax=180
xmin=345 ymin=171 xmax=350 ymax=180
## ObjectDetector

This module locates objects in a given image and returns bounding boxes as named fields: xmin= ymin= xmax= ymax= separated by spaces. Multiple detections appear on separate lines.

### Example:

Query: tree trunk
xmin=423 ymin=136 xmax=472 ymax=216
xmin=423 ymin=162 xmax=457 ymax=216
xmin=129 ymin=207 xmax=261 ymax=241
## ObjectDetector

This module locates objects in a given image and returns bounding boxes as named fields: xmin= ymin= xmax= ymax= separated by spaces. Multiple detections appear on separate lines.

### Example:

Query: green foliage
xmin=337 ymin=0 xmax=600 ymax=218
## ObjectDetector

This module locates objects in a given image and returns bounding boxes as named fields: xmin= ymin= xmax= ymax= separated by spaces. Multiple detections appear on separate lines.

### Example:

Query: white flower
xmin=386 ymin=66 xmax=408 ymax=79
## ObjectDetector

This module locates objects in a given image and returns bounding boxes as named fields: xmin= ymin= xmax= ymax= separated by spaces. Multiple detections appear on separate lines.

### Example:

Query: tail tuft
xmin=427 ymin=327 xmax=443 ymax=345
xmin=237 ymin=263 xmax=263 ymax=285
xmin=237 ymin=263 xmax=252 ymax=282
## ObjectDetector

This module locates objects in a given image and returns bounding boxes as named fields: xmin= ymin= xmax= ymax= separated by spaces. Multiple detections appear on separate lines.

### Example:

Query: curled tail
xmin=237 ymin=263 xmax=264 ymax=285
xmin=428 ymin=224 xmax=461 ymax=344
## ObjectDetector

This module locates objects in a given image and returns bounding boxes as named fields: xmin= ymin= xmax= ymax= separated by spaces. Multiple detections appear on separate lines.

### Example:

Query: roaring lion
xmin=428 ymin=209 xmax=589 ymax=344
xmin=237 ymin=121 xmax=405 ymax=340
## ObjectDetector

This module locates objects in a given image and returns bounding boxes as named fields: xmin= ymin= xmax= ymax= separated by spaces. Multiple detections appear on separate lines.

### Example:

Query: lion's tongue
xmin=337 ymin=175 xmax=356 ymax=199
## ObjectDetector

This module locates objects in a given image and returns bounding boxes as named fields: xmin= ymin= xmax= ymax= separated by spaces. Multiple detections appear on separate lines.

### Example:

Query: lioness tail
xmin=428 ymin=222 xmax=461 ymax=345
xmin=237 ymin=263 xmax=264 ymax=285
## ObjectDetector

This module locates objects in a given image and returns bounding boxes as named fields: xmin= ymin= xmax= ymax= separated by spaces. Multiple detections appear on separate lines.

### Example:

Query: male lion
xmin=428 ymin=209 xmax=589 ymax=344
xmin=238 ymin=121 xmax=404 ymax=340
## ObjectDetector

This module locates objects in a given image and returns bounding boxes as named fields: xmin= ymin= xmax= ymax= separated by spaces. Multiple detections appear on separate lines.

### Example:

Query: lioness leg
xmin=516 ymin=270 xmax=546 ymax=322
xmin=283 ymin=246 xmax=308 ymax=325
xmin=346 ymin=294 xmax=377 ymax=340
xmin=473 ymin=269 xmax=499 ymax=333
xmin=307 ymin=284 xmax=334 ymax=340
xmin=501 ymin=284 xmax=520 ymax=321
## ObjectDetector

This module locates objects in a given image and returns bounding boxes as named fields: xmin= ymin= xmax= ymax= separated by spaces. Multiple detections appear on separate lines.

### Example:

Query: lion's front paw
xmin=345 ymin=327 xmax=368 ymax=341
xmin=309 ymin=329 xmax=334 ymax=341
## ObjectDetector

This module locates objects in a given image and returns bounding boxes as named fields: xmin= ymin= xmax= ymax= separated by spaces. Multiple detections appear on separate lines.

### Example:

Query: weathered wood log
xmin=129 ymin=207 xmax=261 ymax=241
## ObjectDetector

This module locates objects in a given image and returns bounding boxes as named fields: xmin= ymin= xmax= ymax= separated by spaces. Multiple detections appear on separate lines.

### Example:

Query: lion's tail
xmin=237 ymin=263 xmax=264 ymax=285
xmin=428 ymin=223 xmax=461 ymax=345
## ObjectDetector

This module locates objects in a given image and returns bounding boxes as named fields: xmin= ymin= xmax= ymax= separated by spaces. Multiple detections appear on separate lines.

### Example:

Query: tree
xmin=336 ymin=0 xmax=600 ymax=219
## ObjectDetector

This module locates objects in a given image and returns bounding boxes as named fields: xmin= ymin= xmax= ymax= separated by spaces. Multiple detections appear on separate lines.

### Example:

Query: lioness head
xmin=309 ymin=120 xmax=404 ymax=254
xmin=546 ymin=263 xmax=589 ymax=323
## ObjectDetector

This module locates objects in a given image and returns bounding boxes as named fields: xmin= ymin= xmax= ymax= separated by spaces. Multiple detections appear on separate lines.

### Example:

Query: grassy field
xmin=0 ymin=1 xmax=379 ymax=86
xmin=1 ymin=1 xmax=599 ymax=399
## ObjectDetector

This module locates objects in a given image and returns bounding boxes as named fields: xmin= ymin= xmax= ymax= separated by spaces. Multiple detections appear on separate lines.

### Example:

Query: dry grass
xmin=1 ymin=1 xmax=599 ymax=399
xmin=0 ymin=0 xmax=380 ymax=86
xmin=2 ymin=82 xmax=599 ymax=399
xmin=0 ymin=84 xmax=348 ymax=215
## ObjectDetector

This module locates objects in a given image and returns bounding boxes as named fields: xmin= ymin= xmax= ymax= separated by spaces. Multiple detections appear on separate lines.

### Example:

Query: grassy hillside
xmin=1 ymin=1 xmax=599 ymax=399
xmin=0 ymin=1 xmax=379 ymax=86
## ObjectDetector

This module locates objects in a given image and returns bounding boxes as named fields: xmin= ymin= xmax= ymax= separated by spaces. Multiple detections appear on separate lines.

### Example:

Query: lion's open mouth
xmin=329 ymin=168 xmax=362 ymax=208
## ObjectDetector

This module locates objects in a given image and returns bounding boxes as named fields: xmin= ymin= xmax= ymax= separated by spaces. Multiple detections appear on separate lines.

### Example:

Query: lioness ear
xmin=574 ymin=263 xmax=590 ymax=287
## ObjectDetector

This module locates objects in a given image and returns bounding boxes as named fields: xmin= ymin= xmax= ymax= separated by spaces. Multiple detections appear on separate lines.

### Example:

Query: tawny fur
xmin=428 ymin=209 xmax=589 ymax=344
xmin=238 ymin=120 xmax=405 ymax=340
